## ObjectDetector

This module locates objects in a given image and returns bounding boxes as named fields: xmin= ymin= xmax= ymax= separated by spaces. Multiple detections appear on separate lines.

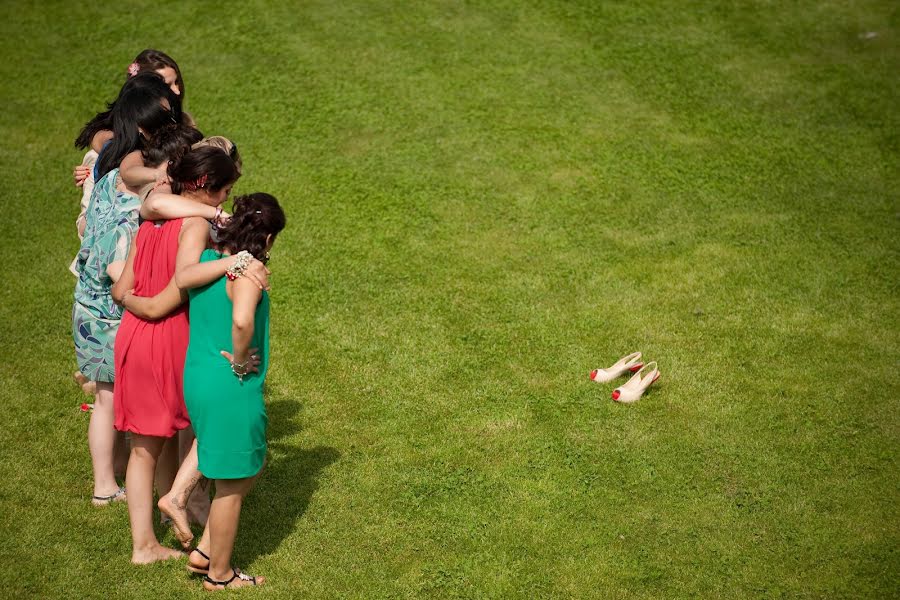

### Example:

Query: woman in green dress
xmin=181 ymin=192 xmax=286 ymax=590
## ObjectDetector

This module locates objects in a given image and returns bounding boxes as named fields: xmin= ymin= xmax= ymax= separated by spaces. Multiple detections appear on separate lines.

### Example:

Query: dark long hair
xmin=142 ymin=124 xmax=203 ymax=167
xmin=132 ymin=49 xmax=185 ymax=100
xmin=217 ymin=193 xmax=286 ymax=261
xmin=75 ymin=71 xmax=162 ymax=150
xmin=93 ymin=73 xmax=181 ymax=179
xmin=75 ymin=50 xmax=186 ymax=150
xmin=168 ymin=146 xmax=240 ymax=194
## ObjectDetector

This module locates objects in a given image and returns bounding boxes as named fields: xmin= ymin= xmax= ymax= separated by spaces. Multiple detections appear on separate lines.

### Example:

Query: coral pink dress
xmin=114 ymin=218 xmax=190 ymax=437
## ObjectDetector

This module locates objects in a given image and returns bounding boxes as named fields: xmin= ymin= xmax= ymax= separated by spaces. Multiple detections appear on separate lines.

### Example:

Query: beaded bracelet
xmin=225 ymin=250 xmax=253 ymax=281
xmin=231 ymin=359 xmax=250 ymax=382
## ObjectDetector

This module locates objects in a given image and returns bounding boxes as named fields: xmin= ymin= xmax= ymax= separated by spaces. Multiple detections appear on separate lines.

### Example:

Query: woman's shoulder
xmin=180 ymin=215 xmax=210 ymax=231
xmin=200 ymin=248 xmax=222 ymax=262
xmin=93 ymin=168 xmax=120 ymax=193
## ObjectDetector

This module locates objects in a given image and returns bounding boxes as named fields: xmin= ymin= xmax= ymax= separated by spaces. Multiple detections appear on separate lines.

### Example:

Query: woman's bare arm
xmin=228 ymin=276 xmax=262 ymax=367
xmin=119 ymin=151 xmax=159 ymax=189
xmin=110 ymin=238 xmax=138 ymax=302
xmin=174 ymin=218 xmax=270 ymax=290
xmin=140 ymin=191 xmax=220 ymax=222
xmin=91 ymin=130 xmax=113 ymax=153
xmin=121 ymin=278 xmax=187 ymax=320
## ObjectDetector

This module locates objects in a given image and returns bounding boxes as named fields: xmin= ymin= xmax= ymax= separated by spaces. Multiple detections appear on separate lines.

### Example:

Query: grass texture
xmin=0 ymin=1 xmax=897 ymax=597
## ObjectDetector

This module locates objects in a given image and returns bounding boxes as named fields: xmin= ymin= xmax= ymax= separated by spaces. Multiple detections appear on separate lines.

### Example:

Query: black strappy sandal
xmin=91 ymin=486 xmax=126 ymax=507
xmin=203 ymin=567 xmax=263 ymax=591
xmin=187 ymin=548 xmax=211 ymax=575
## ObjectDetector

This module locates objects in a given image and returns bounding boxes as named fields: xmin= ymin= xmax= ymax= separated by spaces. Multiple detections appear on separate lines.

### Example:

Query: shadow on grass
xmin=236 ymin=399 xmax=340 ymax=565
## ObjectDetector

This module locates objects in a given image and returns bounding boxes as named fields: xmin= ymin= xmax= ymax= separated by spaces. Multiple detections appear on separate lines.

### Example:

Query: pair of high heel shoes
xmin=590 ymin=352 xmax=660 ymax=403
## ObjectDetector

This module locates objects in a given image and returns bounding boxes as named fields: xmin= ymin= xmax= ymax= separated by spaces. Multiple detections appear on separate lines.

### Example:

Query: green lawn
xmin=1 ymin=1 xmax=897 ymax=597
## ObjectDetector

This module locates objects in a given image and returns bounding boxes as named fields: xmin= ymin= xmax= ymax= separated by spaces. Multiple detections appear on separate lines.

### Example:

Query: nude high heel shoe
xmin=612 ymin=361 xmax=659 ymax=403
xmin=590 ymin=352 xmax=643 ymax=383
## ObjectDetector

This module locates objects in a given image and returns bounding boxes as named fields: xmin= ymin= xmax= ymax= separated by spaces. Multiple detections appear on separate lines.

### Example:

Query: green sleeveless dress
xmin=183 ymin=249 xmax=270 ymax=479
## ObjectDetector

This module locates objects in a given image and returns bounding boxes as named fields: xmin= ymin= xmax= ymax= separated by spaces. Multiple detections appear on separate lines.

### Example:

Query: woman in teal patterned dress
xmin=73 ymin=169 xmax=140 ymax=505
xmin=71 ymin=77 xmax=208 ymax=506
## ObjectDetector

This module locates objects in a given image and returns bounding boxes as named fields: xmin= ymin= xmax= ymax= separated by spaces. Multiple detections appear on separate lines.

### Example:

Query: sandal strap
xmin=191 ymin=547 xmax=210 ymax=561
xmin=234 ymin=569 xmax=256 ymax=584
xmin=204 ymin=567 xmax=259 ymax=588
xmin=204 ymin=569 xmax=240 ymax=588
xmin=92 ymin=486 xmax=125 ymax=501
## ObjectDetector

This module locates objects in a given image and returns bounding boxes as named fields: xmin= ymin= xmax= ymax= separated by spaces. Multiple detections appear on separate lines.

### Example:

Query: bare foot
xmin=158 ymin=494 xmax=194 ymax=549
xmin=203 ymin=568 xmax=265 ymax=591
xmin=131 ymin=544 xmax=184 ymax=565
xmin=187 ymin=548 xmax=210 ymax=574
xmin=91 ymin=486 xmax=126 ymax=507
xmin=73 ymin=371 xmax=97 ymax=395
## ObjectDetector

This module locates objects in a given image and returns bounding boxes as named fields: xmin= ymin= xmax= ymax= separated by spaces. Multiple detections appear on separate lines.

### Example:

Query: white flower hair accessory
xmin=127 ymin=62 xmax=140 ymax=77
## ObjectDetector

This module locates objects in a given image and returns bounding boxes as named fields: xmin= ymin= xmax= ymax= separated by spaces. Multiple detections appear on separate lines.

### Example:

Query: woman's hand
xmin=154 ymin=166 xmax=170 ymax=186
xmin=220 ymin=348 xmax=261 ymax=375
xmin=241 ymin=258 xmax=270 ymax=291
xmin=74 ymin=164 xmax=90 ymax=187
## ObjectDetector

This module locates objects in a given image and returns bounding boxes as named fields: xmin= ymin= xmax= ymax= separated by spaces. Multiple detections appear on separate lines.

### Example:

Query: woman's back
xmin=130 ymin=219 xmax=185 ymax=299
xmin=73 ymin=169 xmax=140 ymax=317
xmin=185 ymin=249 xmax=270 ymax=381
xmin=183 ymin=248 xmax=270 ymax=479
xmin=113 ymin=217 xmax=190 ymax=437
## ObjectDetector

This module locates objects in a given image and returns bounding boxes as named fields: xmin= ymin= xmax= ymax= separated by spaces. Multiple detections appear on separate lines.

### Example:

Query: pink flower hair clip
xmin=127 ymin=62 xmax=140 ymax=77
xmin=183 ymin=174 xmax=209 ymax=191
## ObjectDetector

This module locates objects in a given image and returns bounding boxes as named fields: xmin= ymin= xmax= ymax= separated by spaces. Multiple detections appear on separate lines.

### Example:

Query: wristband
xmin=225 ymin=250 xmax=253 ymax=281
xmin=231 ymin=359 xmax=250 ymax=382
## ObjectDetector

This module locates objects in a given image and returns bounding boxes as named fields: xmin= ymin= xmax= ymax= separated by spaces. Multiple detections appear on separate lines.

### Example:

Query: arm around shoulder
xmin=123 ymin=278 xmax=187 ymax=320
xmin=119 ymin=151 xmax=158 ymax=189
xmin=141 ymin=191 xmax=217 ymax=222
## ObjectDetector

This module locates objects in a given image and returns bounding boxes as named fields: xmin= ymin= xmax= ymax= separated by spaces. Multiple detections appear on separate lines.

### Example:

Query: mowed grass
xmin=0 ymin=1 xmax=898 ymax=597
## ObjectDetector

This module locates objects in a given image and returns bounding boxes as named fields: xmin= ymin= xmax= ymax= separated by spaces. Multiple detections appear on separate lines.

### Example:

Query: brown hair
xmin=142 ymin=124 xmax=203 ymax=167
xmin=217 ymin=193 xmax=286 ymax=261
xmin=168 ymin=146 xmax=240 ymax=194
xmin=132 ymin=49 xmax=186 ymax=101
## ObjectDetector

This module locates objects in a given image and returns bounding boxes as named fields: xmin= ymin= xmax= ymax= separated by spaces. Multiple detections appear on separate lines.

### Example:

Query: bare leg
xmin=113 ymin=431 xmax=129 ymax=479
xmin=127 ymin=434 xmax=184 ymax=564
xmin=88 ymin=383 xmax=119 ymax=499
xmin=204 ymin=476 xmax=265 ymax=589
xmin=187 ymin=517 xmax=212 ymax=573
xmin=180 ymin=427 xmax=211 ymax=525
xmin=158 ymin=437 xmax=204 ymax=548
xmin=154 ymin=436 xmax=178 ymax=506
xmin=195 ymin=519 xmax=211 ymax=557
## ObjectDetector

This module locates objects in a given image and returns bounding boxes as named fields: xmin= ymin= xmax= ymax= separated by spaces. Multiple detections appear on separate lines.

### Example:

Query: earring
xmin=264 ymin=251 xmax=271 ymax=261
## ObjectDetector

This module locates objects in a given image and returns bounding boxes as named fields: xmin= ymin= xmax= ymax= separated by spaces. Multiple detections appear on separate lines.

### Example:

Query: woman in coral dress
xmin=112 ymin=145 xmax=240 ymax=564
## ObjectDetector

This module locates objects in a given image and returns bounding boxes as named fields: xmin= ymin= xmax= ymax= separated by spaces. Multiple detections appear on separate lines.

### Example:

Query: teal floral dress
xmin=72 ymin=169 xmax=141 ymax=382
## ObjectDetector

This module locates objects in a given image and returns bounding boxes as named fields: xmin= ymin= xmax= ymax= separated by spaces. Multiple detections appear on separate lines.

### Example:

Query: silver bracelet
xmin=231 ymin=359 xmax=250 ymax=382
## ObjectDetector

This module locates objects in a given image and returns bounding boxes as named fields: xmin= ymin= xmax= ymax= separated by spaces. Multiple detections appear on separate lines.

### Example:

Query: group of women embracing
xmin=71 ymin=49 xmax=283 ymax=591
